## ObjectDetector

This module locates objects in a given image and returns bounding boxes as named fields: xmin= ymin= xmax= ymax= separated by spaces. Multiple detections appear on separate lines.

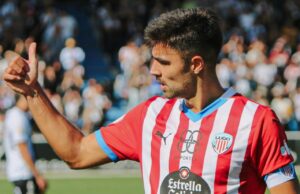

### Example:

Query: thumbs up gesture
xmin=3 ymin=42 xmax=39 ymax=95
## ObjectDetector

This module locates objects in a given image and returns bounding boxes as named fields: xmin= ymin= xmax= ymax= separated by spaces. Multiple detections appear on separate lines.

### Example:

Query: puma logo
xmin=155 ymin=131 xmax=172 ymax=145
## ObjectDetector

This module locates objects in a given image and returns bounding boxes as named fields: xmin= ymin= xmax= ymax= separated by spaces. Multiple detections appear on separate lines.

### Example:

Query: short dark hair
xmin=144 ymin=8 xmax=223 ymax=67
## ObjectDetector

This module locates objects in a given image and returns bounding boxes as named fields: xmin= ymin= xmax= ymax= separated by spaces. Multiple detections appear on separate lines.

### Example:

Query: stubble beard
xmin=162 ymin=85 xmax=187 ymax=99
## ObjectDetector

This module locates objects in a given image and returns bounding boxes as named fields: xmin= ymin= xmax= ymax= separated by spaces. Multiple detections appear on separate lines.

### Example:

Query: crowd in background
xmin=0 ymin=0 xmax=300 ymax=140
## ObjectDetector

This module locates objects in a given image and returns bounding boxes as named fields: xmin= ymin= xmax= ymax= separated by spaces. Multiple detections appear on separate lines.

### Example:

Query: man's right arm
xmin=27 ymin=83 xmax=112 ymax=169
xmin=3 ymin=42 xmax=111 ymax=169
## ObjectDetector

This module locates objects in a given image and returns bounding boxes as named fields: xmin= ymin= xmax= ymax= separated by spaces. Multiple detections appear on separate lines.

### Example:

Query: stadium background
xmin=0 ymin=0 xmax=300 ymax=193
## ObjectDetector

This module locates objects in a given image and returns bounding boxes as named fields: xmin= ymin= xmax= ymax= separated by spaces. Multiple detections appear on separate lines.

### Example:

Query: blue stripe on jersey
xmin=264 ymin=163 xmax=296 ymax=188
xmin=182 ymin=88 xmax=236 ymax=122
xmin=95 ymin=130 xmax=119 ymax=162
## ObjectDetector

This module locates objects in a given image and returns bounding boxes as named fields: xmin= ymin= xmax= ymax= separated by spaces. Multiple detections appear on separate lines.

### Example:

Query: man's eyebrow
xmin=152 ymin=56 xmax=170 ymax=64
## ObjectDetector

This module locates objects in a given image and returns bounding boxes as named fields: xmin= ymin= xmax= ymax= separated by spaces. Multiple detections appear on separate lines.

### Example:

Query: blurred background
xmin=0 ymin=0 xmax=300 ymax=193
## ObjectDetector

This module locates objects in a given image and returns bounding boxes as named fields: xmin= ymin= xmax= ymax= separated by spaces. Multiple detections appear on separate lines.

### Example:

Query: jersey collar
xmin=181 ymin=87 xmax=237 ymax=122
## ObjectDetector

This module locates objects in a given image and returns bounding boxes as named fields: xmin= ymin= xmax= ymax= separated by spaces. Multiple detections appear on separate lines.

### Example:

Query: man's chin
xmin=162 ymin=91 xmax=177 ymax=99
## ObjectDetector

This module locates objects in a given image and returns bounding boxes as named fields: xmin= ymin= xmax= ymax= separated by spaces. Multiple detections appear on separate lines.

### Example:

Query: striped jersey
xmin=95 ymin=88 xmax=293 ymax=194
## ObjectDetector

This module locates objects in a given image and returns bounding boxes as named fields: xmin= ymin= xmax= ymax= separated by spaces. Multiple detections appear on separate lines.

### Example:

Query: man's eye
xmin=159 ymin=60 xmax=170 ymax=65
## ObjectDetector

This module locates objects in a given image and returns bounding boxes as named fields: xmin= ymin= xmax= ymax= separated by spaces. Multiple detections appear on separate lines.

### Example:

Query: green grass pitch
xmin=0 ymin=177 xmax=276 ymax=194
xmin=1 ymin=177 xmax=144 ymax=194
xmin=2 ymin=170 xmax=298 ymax=194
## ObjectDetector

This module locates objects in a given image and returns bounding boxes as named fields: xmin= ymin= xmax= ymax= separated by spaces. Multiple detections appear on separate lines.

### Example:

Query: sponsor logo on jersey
xmin=179 ymin=167 xmax=190 ymax=180
xmin=160 ymin=167 xmax=211 ymax=194
xmin=178 ymin=130 xmax=200 ymax=154
xmin=212 ymin=133 xmax=233 ymax=154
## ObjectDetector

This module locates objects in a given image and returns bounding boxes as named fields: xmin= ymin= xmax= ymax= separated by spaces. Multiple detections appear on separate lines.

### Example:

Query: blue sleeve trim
xmin=264 ymin=163 xmax=296 ymax=188
xmin=95 ymin=130 xmax=119 ymax=162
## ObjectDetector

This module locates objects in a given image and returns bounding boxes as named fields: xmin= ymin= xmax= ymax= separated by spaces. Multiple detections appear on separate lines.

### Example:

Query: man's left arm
xmin=252 ymin=108 xmax=300 ymax=193
xmin=269 ymin=179 xmax=300 ymax=194
xmin=264 ymin=163 xmax=299 ymax=194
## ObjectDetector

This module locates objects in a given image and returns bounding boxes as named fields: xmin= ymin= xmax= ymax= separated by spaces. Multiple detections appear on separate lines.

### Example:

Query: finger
xmin=3 ymin=70 xmax=25 ymax=81
xmin=10 ymin=64 xmax=26 ymax=75
xmin=7 ymin=57 xmax=30 ymax=78
xmin=6 ymin=65 xmax=27 ymax=78
xmin=28 ymin=42 xmax=37 ymax=65
xmin=9 ymin=56 xmax=28 ymax=70
xmin=5 ymin=82 xmax=26 ymax=94
xmin=15 ymin=58 xmax=30 ymax=73
xmin=3 ymin=73 xmax=23 ymax=81
xmin=5 ymin=67 xmax=17 ymax=75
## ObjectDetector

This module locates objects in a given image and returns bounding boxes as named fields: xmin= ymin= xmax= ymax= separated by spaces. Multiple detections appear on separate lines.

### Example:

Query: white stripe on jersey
xmin=202 ymin=98 xmax=235 ymax=193
xmin=158 ymin=99 xmax=182 ymax=194
xmin=142 ymin=98 xmax=168 ymax=194
xmin=227 ymin=101 xmax=258 ymax=194
xmin=179 ymin=119 xmax=202 ymax=169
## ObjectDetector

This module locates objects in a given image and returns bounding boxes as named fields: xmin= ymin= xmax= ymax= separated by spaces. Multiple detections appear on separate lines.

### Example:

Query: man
xmin=3 ymin=7 xmax=300 ymax=194
xmin=3 ymin=96 xmax=47 ymax=194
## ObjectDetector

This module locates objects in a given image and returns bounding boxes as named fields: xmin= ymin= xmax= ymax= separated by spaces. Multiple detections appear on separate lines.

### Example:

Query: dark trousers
xmin=12 ymin=178 xmax=40 ymax=194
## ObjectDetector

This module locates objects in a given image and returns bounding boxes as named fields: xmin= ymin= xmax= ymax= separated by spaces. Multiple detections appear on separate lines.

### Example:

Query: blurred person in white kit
xmin=4 ymin=95 xmax=47 ymax=194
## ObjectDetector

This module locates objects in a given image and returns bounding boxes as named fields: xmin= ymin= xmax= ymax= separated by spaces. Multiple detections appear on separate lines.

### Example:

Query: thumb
xmin=28 ymin=42 xmax=38 ymax=69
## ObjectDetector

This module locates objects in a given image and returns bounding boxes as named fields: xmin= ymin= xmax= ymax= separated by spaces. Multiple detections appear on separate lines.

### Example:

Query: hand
xmin=35 ymin=174 xmax=48 ymax=194
xmin=3 ymin=42 xmax=38 ymax=95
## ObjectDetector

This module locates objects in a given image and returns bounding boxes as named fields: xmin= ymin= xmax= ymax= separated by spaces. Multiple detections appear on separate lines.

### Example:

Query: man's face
xmin=150 ymin=44 xmax=196 ymax=99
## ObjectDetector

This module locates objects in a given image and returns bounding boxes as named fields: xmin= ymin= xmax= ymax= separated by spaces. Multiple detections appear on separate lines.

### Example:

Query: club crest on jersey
xmin=212 ymin=133 xmax=233 ymax=154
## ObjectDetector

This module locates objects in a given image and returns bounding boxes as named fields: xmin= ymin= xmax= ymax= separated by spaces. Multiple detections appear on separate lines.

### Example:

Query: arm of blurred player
xmin=3 ymin=42 xmax=111 ymax=169
xmin=269 ymin=179 xmax=300 ymax=194
xmin=18 ymin=142 xmax=47 ymax=193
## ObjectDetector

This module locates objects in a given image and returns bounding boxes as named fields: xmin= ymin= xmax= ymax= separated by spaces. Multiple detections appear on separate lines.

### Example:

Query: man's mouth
xmin=156 ymin=78 xmax=167 ymax=90
xmin=160 ymin=83 xmax=167 ymax=90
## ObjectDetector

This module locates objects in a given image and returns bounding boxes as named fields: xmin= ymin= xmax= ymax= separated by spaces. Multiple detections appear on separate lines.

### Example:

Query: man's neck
xmin=185 ymin=74 xmax=224 ymax=113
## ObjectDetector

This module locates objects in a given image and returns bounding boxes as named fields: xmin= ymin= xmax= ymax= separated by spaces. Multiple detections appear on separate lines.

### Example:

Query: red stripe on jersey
xmin=214 ymin=99 xmax=246 ymax=193
xmin=169 ymin=112 xmax=189 ymax=173
xmin=149 ymin=99 xmax=177 ymax=194
xmin=191 ymin=111 xmax=217 ymax=175
xmin=238 ymin=105 xmax=265 ymax=194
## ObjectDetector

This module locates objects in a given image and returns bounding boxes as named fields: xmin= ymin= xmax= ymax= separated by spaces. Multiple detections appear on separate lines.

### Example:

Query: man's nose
xmin=150 ymin=60 xmax=161 ymax=76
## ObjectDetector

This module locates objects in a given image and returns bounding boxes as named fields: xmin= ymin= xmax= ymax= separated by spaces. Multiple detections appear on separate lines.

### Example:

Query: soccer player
xmin=3 ymin=7 xmax=300 ymax=194
xmin=3 ymin=96 xmax=47 ymax=194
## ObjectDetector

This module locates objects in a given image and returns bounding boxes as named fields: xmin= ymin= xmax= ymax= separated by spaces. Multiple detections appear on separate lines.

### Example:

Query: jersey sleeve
xmin=94 ymin=98 xmax=153 ymax=162
xmin=251 ymin=108 xmax=294 ymax=177
xmin=264 ymin=163 xmax=297 ymax=188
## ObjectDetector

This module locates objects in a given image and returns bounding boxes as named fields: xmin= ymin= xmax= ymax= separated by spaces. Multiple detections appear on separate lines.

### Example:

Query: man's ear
xmin=190 ymin=56 xmax=204 ymax=74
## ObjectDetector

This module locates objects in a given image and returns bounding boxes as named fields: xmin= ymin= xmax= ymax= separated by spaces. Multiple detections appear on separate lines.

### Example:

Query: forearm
xmin=25 ymin=83 xmax=84 ymax=164
xmin=18 ymin=143 xmax=40 ymax=177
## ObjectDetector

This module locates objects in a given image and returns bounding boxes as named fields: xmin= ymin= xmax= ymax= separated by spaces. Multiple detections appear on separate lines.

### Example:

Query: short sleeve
xmin=251 ymin=108 xmax=294 ymax=177
xmin=94 ymin=98 xmax=155 ymax=162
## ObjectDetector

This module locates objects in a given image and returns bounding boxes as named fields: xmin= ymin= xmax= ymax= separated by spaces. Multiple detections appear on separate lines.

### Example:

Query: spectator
xmin=63 ymin=87 xmax=83 ymax=126
xmin=59 ymin=38 xmax=85 ymax=71
xmin=82 ymin=80 xmax=112 ymax=134
xmin=293 ymin=81 xmax=300 ymax=130
xmin=270 ymin=82 xmax=294 ymax=127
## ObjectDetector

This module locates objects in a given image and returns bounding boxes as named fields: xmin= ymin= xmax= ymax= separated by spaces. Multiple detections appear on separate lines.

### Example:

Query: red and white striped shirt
xmin=95 ymin=88 xmax=293 ymax=194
